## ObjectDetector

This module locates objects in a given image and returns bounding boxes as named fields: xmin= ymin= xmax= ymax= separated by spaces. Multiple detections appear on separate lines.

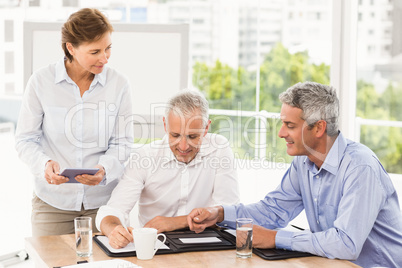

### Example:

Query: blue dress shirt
xmin=221 ymin=132 xmax=402 ymax=267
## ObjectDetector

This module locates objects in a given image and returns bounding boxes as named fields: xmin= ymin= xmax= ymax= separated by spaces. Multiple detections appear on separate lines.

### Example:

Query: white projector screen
xmin=23 ymin=22 xmax=189 ymax=116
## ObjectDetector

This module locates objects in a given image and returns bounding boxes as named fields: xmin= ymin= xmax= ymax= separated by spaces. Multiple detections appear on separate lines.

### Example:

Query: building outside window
xmin=356 ymin=0 xmax=402 ymax=174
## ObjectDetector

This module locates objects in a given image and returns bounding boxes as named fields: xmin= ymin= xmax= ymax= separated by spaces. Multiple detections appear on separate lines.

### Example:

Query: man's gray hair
xmin=279 ymin=81 xmax=339 ymax=136
xmin=165 ymin=90 xmax=209 ymax=127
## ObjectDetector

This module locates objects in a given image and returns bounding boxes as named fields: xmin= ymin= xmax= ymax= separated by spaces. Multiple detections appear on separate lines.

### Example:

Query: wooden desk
xmin=25 ymin=234 xmax=361 ymax=268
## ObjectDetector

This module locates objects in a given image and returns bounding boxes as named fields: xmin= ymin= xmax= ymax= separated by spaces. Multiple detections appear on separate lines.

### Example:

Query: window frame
xmin=330 ymin=0 xmax=358 ymax=140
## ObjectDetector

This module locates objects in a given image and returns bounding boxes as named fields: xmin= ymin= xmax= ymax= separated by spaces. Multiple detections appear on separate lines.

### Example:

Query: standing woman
xmin=15 ymin=8 xmax=133 ymax=236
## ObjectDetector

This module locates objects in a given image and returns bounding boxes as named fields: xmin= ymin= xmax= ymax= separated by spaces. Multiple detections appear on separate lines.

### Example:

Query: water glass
xmin=236 ymin=218 xmax=253 ymax=258
xmin=74 ymin=217 xmax=93 ymax=257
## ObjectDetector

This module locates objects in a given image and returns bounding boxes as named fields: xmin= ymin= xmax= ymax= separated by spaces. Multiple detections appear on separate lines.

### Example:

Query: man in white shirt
xmin=96 ymin=90 xmax=240 ymax=249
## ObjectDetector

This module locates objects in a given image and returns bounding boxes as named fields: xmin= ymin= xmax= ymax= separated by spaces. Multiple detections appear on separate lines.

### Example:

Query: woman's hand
xmin=75 ymin=164 xmax=105 ymax=186
xmin=45 ymin=160 xmax=69 ymax=185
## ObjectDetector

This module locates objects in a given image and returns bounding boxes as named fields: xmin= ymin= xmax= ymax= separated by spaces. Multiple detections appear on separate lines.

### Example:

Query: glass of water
xmin=236 ymin=218 xmax=253 ymax=258
xmin=74 ymin=217 xmax=93 ymax=257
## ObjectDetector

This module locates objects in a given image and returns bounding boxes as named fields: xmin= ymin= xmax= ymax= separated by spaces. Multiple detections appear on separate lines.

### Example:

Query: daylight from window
xmin=355 ymin=0 xmax=402 ymax=174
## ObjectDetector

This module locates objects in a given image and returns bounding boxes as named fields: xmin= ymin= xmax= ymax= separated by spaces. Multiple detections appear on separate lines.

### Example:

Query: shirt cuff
xmin=98 ymin=161 xmax=111 ymax=184
xmin=217 ymin=205 xmax=237 ymax=229
xmin=98 ymin=176 xmax=106 ymax=186
xmin=98 ymin=156 xmax=124 ymax=184
xmin=39 ymin=157 xmax=52 ymax=177
xmin=275 ymin=230 xmax=294 ymax=250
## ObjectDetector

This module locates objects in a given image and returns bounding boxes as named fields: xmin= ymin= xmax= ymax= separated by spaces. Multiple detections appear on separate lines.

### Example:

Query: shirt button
xmin=317 ymin=220 xmax=320 ymax=224
xmin=314 ymin=198 xmax=317 ymax=202
xmin=316 ymin=175 xmax=320 ymax=179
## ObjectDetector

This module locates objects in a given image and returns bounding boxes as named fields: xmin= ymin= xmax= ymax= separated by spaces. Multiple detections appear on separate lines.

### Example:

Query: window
xmin=356 ymin=0 xmax=402 ymax=174
xmin=62 ymin=0 xmax=78 ymax=7
xmin=4 ymin=20 xmax=13 ymax=42
xmin=191 ymin=0 xmax=332 ymax=161
xmin=193 ymin=18 xmax=204 ymax=24
xmin=0 ymin=0 xmax=333 ymax=162
xmin=367 ymin=45 xmax=375 ymax=54
xmin=29 ymin=0 xmax=40 ymax=7
xmin=5 ymin=51 xmax=14 ymax=74
xmin=0 ymin=0 xmax=348 ymax=167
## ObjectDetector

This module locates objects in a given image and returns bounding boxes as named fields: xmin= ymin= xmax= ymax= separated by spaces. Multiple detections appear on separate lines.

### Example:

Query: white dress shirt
xmin=96 ymin=133 xmax=240 ymax=229
xmin=15 ymin=57 xmax=133 ymax=211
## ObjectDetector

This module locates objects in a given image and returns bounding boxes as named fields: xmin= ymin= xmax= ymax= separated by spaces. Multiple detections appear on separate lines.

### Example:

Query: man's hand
xmin=187 ymin=206 xmax=224 ymax=233
xmin=108 ymin=225 xmax=134 ymax=249
xmin=45 ymin=160 xmax=69 ymax=185
xmin=75 ymin=165 xmax=105 ymax=186
xmin=144 ymin=215 xmax=188 ymax=233
xmin=252 ymin=225 xmax=277 ymax=249
xmin=101 ymin=216 xmax=133 ymax=249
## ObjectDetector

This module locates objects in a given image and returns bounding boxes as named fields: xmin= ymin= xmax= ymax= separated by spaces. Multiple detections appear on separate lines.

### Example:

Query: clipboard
xmin=252 ymin=247 xmax=314 ymax=260
xmin=93 ymin=228 xmax=235 ymax=258
xmin=94 ymin=228 xmax=314 ymax=260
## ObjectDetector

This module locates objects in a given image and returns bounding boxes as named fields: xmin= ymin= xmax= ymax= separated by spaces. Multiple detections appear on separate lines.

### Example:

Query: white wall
xmin=0 ymin=131 xmax=32 ymax=255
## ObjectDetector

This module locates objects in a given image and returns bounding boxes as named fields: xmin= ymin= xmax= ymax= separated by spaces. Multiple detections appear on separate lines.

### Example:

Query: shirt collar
xmin=305 ymin=131 xmax=347 ymax=175
xmin=54 ymin=57 xmax=69 ymax=84
xmin=54 ymin=57 xmax=107 ymax=87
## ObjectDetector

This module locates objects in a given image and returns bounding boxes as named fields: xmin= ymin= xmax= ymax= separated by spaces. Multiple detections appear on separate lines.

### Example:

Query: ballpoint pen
xmin=290 ymin=224 xmax=305 ymax=231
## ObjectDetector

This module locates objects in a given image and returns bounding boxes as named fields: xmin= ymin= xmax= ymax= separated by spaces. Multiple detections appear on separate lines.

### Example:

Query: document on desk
xmin=223 ymin=228 xmax=236 ymax=236
xmin=96 ymin=236 xmax=169 ymax=254
xmin=179 ymin=237 xmax=221 ymax=243
xmin=59 ymin=259 xmax=141 ymax=267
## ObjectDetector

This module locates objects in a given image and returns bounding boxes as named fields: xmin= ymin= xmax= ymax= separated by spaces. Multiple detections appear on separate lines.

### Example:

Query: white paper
xmin=96 ymin=236 xmax=169 ymax=254
xmin=179 ymin=237 xmax=222 ymax=244
xmin=223 ymin=229 xmax=236 ymax=237
xmin=61 ymin=259 xmax=140 ymax=267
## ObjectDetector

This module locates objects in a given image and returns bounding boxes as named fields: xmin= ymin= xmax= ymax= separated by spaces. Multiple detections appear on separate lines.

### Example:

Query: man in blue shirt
xmin=187 ymin=82 xmax=402 ymax=267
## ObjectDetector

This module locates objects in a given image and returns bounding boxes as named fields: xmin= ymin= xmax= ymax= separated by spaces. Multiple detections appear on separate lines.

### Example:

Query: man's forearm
xmin=100 ymin=215 xmax=123 ymax=236
xmin=216 ymin=206 xmax=225 ymax=223
xmin=173 ymin=215 xmax=189 ymax=229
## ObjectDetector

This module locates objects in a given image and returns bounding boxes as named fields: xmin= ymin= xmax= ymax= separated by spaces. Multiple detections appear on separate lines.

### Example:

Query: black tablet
xmin=60 ymin=168 xmax=99 ymax=183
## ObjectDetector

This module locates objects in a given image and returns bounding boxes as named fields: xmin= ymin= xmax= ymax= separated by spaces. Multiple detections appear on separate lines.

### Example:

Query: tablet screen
xmin=60 ymin=168 xmax=99 ymax=183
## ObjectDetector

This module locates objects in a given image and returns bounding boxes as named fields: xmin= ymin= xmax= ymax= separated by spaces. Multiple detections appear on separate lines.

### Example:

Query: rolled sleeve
xmin=95 ymin=205 xmax=128 ymax=231
xmin=98 ymin=155 xmax=124 ymax=184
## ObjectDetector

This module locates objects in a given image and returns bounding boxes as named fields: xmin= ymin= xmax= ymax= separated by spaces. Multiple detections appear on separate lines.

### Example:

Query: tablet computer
xmin=60 ymin=168 xmax=99 ymax=183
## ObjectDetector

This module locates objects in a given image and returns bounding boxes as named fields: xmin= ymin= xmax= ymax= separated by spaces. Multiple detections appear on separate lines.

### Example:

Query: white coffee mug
xmin=133 ymin=228 xmax=167 ymax=260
